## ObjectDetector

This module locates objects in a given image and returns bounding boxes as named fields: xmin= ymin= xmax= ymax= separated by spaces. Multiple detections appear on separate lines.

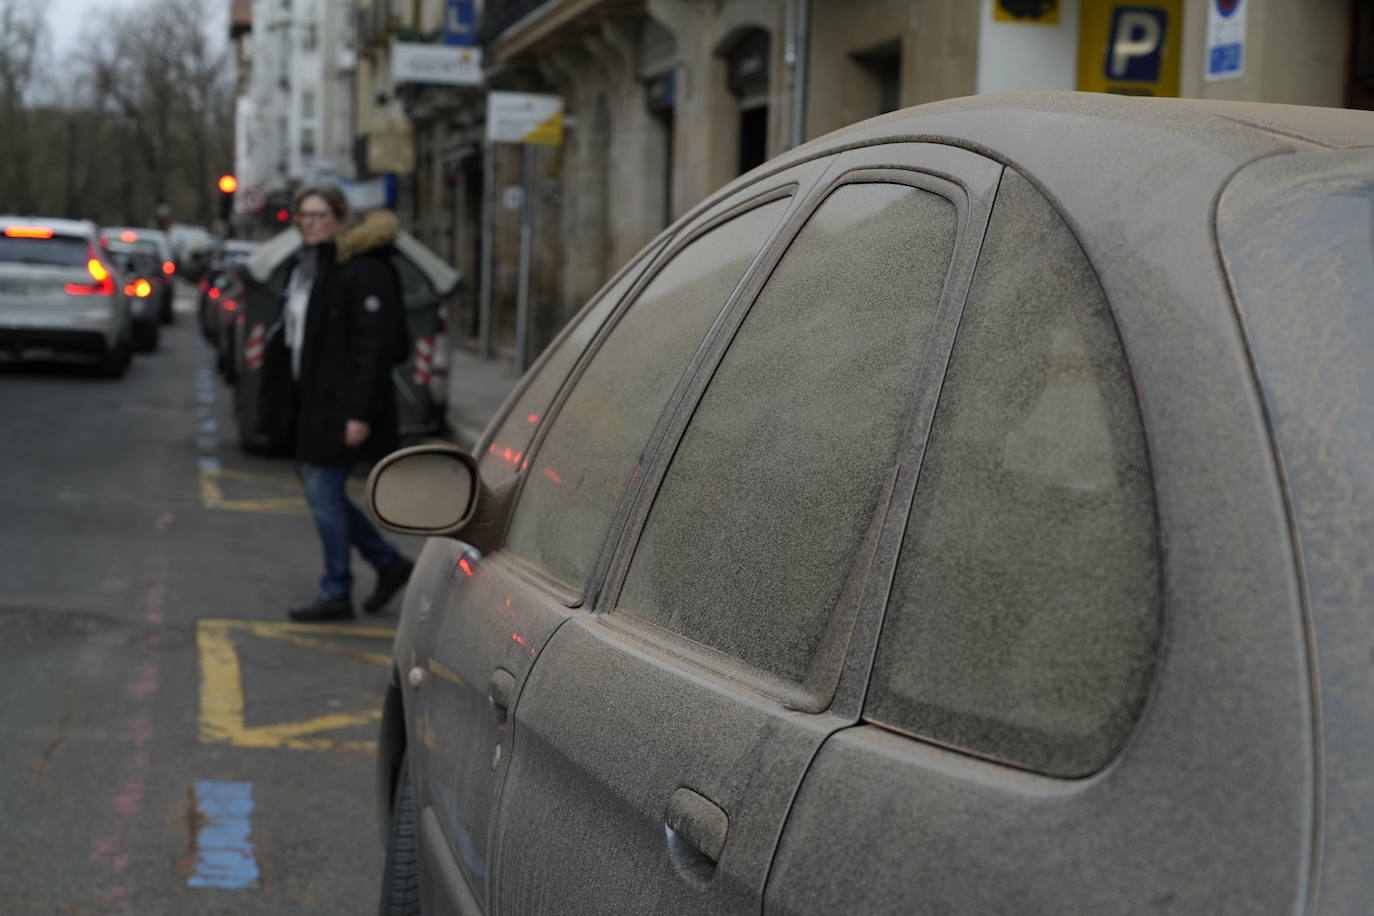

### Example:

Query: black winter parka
xmin=292 ymin=211 xmax=408 ymax=468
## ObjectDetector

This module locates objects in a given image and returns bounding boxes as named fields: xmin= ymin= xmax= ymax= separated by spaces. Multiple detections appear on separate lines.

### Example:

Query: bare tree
xmin=0 ymin=0 xmax=47 ymax=212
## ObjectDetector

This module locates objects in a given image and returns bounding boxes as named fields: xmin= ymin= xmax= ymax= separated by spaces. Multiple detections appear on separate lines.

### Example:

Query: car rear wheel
xmin=99 ymin=340 xmax=131 ymax=378
xmin=379 ymin=751 xmax=421 ymax=916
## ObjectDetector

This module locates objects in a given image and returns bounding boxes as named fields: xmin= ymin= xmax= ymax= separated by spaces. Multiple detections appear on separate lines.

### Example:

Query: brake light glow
xmin=162 ymin=261 xmax=175 ymax=275
xmin=65 ymin=249 xmax=116 ymax=296
xmin=223 ymin=299 xmax=237 ymax=312
xmin=209 ymin=287 xmax=221 ymax=300
xmin=131 ymin=278 xmax=152 ymax=298
xmin=120 ymin=230 xmax=137 ymax=242
xmin=4 ymin=226 xmax=54 ymax=239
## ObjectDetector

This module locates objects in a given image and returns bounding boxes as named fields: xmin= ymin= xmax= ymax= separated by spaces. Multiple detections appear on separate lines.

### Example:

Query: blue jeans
xmin=300 ymin=463 xmax=400 ymax=599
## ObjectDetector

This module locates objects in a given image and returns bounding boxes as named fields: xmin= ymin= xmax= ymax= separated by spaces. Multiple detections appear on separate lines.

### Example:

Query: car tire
xmin=135 ymin=323 xmax=159 ymax=353
xmin=379 ymin=752 xmax=421 ymax=916
xmin=99 ymin=341 xmax=131 ymax=378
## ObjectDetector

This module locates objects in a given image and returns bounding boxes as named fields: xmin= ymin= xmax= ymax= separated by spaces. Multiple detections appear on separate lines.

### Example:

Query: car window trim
xmin=593 ymin=146 xmax=1004 ymax=714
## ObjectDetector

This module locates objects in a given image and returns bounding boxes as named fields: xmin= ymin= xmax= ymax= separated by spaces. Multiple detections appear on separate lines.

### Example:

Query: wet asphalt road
xmin=0 ymin=283 xmax=418 ymax=914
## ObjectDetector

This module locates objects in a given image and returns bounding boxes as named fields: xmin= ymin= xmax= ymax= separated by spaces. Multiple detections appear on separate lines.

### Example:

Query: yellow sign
xmin=522 ymin=111 xmax=564 ymax=146
xmin=197 ymin=619 xmax=394 ymax=752
xmin=994 ymin=0 xmax=1060 ymax=24
xmin=1077 ymin=0 xmax=1183 ymax=96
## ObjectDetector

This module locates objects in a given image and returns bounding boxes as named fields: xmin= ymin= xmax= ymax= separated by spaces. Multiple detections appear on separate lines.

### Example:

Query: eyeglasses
xmin=295 ymin=210 xmax=334 ymax=221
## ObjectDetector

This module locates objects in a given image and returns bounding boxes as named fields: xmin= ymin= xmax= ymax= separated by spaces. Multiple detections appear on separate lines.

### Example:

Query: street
xmin=0 ymin=281 xmax=411 ymax=914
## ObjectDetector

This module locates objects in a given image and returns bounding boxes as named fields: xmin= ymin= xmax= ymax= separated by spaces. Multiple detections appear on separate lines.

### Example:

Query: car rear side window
xmin=865 ymin=170 xmax=1160 ymax=777
xmin=505 ymin=198 xmax=790 ymax=591
xmin=479 ymin=246 xmax=659 ymax=490
xmin=617 ymin=183 xmax=956 ymax=684
xmin=0 ymin=236 xmax=89 ymax=267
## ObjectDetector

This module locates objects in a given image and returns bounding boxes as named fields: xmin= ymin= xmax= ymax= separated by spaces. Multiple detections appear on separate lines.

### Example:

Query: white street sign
xmin=487 ymin=91 xmax=564 ymax=145
xmin=1205 ymin=0 xmax=1246 ymax=82
xmin=392 ymin=43 xmax=483 ymax=88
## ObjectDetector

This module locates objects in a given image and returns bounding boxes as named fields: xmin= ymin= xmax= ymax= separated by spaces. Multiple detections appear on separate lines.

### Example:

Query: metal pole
xmin=514 ymin=143 xmax=535 ymax=374
xmin=789 ymin=0 xmax=811 ymax=149
xmin=478 ymin=139 xmax=495 ymax=360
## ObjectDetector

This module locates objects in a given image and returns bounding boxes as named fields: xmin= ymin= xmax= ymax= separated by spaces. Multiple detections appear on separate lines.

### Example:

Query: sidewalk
xmin=441 ymin=342 xmax=524 ymax=450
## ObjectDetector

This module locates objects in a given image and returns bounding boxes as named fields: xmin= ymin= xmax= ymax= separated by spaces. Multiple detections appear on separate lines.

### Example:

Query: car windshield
xmin=0 ymin=235 xmax=90 ymax=267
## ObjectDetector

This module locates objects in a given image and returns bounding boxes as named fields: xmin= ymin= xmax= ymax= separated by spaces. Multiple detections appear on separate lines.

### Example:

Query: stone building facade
xmin=356 ymin=0 xmax=1362 ymax=365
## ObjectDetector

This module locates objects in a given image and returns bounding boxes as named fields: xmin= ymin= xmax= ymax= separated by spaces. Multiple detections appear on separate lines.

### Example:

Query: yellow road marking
xmin=199 ymin=468 xmax=308 ymax=515
xmin=197 ymin=618 xmax=395 ymax=752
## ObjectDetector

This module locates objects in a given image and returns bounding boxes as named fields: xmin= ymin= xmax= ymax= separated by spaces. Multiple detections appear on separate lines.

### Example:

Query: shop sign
xmin=1205 ymin=0 xmax=1245 ymax=82
xmin=392 ymin=42 xmax=483 ymax=87
xmin=487 ymin=92 xmax=564 ymax=146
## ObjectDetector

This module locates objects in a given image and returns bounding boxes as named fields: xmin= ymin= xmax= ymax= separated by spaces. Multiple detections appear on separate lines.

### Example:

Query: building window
xmin=302 ymin=90 xmax=315 ymax=120
xmin=851 ymin=40 xmax=902 ymax=115
xmin=726 ymin=28 xmax=771 ymax=175
xmin=301 ymin=127 xmax=316 ymax=158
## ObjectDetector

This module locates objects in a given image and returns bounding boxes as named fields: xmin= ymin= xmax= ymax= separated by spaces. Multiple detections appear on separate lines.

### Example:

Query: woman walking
xmin=283 ymin=184 xmax=413 ymax=621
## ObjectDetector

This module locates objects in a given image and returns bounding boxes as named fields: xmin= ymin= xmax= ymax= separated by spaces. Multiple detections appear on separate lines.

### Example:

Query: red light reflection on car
xmin=527 ymin=414 xmax=539 ymax=423
xmin=458 ymin=558 xmax=473 ymax=577
xmin=544 ymin=468 xmax=562 ymax=484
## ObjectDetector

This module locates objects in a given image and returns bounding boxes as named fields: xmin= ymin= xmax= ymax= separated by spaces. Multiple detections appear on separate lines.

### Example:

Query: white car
xmin=0 ymin=217 xmax=132 ymax=377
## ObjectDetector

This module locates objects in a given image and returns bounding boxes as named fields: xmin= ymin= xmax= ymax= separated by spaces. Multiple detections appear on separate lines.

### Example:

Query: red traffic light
xmin=218 ymin=174 xmax=238 ymax=194
xmin=276 ymin=208 xmax=289 ymax=223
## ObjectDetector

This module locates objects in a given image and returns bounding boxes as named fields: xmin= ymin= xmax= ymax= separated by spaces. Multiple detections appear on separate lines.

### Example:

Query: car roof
xmin=716 ymin=92 xmax=1372 ymax=222
xmin=0 ymin=215 xmax=95 ymax=238
xmin=101 ymin=226 xmax=168 ymax=239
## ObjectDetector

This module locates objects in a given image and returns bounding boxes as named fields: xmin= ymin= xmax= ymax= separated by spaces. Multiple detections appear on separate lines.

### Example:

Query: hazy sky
xmin=43 ymin=0 xmax=228 ymax=60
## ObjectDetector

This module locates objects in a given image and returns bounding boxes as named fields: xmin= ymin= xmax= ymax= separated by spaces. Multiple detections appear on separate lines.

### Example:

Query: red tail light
xmin=120 ymin=230 xmax=138 ymax=242
xmin=198 ymin=279 xmax=209 ymax=292
xmin=6 ymin=226 xmax=54 ymax=239
xmin=208 ymin=287 xmax=221 ymax=300
xmin=223 ymin=299 xmax=237 ymax=312
xmin=65 ymin=250 xmax=115 ymax=296
xmin=133 ymin=278 xmax=152 ymax=298
xmin=162 ymin=261 xmax=175 ymax=275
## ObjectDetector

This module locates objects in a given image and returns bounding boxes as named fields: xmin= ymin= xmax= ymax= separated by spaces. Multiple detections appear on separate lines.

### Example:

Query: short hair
xmin=292 ymin=183 xmax=350 ymax=222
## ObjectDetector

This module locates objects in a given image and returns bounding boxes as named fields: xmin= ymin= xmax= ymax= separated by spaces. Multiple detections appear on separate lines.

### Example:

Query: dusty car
xmin=231 ymin=222 xmax=457 ymax=454
xmin=0 ymin=216 xmax=132 ymax=376
xmin=366 ymin=93 xmax=1374 ymax=916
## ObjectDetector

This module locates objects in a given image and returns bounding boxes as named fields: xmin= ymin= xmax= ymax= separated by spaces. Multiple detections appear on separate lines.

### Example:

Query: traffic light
xmin=217 ymin=174 xmax=237 ymax=222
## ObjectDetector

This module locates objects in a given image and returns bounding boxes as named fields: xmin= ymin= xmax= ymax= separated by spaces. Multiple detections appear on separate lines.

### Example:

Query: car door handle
xmin=488 ymin=669 xmax=516 ymax=723
xmin=665 ymin=787 xmax=728 ymax=868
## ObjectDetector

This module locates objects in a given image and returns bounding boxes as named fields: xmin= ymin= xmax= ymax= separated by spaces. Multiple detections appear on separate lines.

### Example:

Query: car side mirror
xmin=366 ymin=445 xmax=479 ymax=536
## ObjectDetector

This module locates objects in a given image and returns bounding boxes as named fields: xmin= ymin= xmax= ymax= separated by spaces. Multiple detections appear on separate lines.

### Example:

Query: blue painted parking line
xmin=188 ymin=781 xmax=260 ymax=890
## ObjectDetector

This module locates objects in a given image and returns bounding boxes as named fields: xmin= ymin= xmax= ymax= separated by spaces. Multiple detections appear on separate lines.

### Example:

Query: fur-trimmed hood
xmin=337 ymin=209 xmax=398 ymax=263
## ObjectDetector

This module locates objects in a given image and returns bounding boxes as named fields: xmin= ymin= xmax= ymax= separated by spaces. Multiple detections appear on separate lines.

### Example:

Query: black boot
xmin=363 ymin=557 xmax=414 ymax=614
xmin=288 ymin=594 xmax=353 ymax=622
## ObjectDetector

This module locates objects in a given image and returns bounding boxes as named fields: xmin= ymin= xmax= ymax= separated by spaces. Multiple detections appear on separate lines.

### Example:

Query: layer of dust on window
xmin=865 ymin=170 xmax=1159 ymax=777
xmin=504 ymin=198 xmax=791 ymax=589
xmin=619 ymin=184 xmax=956 ymax=683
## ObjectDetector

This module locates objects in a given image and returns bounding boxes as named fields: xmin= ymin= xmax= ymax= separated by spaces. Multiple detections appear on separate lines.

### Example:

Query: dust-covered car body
xmin=370 ymin=93 xmax=1374 ymax=916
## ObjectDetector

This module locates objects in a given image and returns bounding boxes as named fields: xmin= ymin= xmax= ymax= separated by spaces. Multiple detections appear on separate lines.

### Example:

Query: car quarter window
xmin=504 ymin=197 xmax=792 ymax=591
xmin=478 ymin=247 xmax=658 ymax=490
xmin=864 ymin=170 xmax=1160 ymax=778
xmin=617 ymin=182 xmax=957 ymax=684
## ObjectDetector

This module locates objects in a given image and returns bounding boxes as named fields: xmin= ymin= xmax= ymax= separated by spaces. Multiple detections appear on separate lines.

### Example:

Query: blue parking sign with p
xmin=1105 ymin=7 xmax=1168 ymax=82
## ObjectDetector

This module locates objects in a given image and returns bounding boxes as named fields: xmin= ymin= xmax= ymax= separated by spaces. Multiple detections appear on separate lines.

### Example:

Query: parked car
xmin=197 ymin=240 xmax=256 ymax=344
xmin=0 ymin=216 xmax=132 ymax=376
xmin=101 ymin=226 xmax=176 ymax=323
xmin=232 ymin=222 xmax=456 ymax=453
xmin=365 ymin=93 xmax=1374 ymax=916
xmin=100 ymin=241 xmax=162 ymax=351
